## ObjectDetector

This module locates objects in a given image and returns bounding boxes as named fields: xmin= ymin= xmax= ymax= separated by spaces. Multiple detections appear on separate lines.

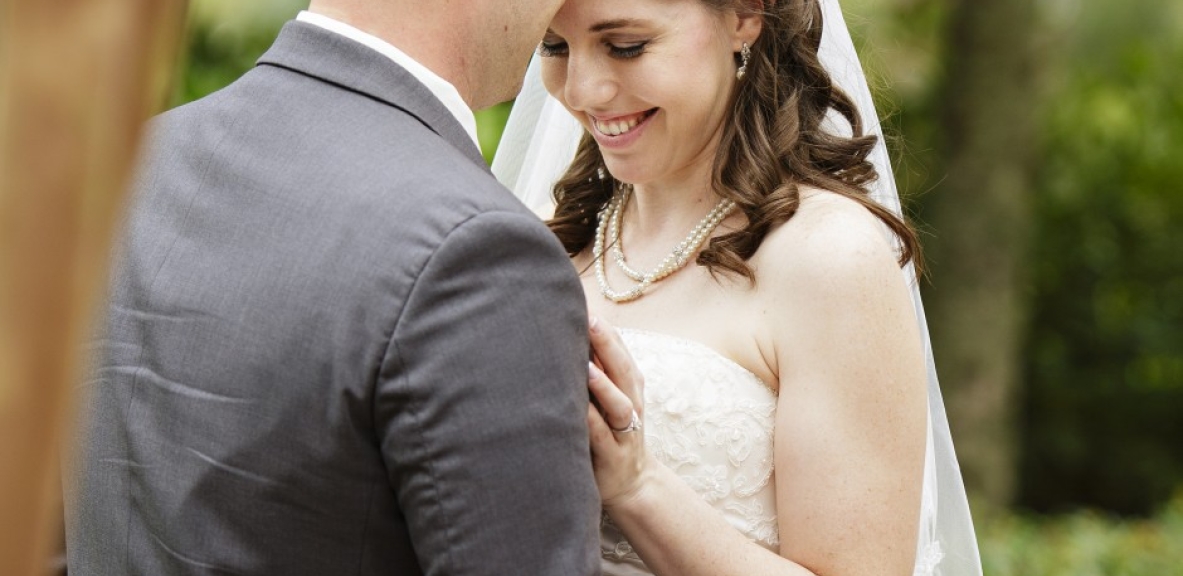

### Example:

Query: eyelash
xmin=611 ymin=42 xmax=648 ymax=59
xmin=537 ymin=41 xmax=649 ymax=60
xmin=537 ymin=41 xmax=567 ymax=58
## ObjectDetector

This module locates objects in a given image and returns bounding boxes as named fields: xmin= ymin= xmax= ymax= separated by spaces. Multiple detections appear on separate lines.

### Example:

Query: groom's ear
xmin=729 ymin=1 xmax=765 ymax=51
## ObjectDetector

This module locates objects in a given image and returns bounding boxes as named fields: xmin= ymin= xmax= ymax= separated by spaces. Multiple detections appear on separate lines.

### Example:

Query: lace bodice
xmin=601 ymin=328 xmax=780 ymax=575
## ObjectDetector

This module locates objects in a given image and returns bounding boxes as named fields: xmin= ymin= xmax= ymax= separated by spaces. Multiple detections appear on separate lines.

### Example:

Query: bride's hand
xmin=587 ymin=317 xmax=652 ymax=508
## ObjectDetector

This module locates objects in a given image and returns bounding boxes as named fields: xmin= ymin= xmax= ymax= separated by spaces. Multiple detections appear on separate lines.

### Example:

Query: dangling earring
xmin=736 ymin=42 xmax=752 ymax=81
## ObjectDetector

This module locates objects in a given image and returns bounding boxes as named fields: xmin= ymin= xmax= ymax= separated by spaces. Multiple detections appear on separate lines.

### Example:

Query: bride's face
xmin=539 ymin=0 xmax=746 ymax=187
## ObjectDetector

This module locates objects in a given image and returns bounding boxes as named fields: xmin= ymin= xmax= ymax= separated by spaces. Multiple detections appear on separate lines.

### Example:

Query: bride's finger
xmin=589 ymin=362 xmax=636 ymax=432
xmin=588 ymin=316 xmax=644 ymax=411
xmin=586 ymin=403 xmax=615 ymax=450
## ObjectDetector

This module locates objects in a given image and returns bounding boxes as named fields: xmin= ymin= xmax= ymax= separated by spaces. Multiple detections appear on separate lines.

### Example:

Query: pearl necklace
xmin=594 ymin=185 xmax=737 ymax=302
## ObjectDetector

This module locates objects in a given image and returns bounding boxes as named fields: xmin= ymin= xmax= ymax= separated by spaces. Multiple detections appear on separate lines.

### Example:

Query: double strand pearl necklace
xmin=594 ymin=185 xmax=737 ymax=303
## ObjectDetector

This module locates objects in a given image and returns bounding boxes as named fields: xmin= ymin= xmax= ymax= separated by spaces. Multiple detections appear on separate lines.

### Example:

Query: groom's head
xmin=308 ymin=0 xmax=565 ymax=109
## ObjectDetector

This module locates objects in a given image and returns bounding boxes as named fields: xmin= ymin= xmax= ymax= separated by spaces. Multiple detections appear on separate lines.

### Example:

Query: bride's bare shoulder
xmin=753 ymin=187 xmax=903 ymax=289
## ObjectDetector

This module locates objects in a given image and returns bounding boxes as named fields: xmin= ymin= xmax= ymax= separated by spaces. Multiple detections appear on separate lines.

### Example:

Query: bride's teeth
xmin=595 ymin=112 xmax=650 ymax=137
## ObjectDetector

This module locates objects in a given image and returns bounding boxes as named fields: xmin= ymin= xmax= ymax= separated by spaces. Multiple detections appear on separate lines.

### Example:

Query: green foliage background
xmin=1019 ymin=2 xmax=1183 ymax=516
xmin=174 ymin=0 xmax=1183 ymax=568
xmin=174 ymin=1 xmax=515 ymax=161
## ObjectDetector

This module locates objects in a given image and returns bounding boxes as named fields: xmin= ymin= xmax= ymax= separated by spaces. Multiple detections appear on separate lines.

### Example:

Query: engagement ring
xmin=610 ymin=409 xmax=642 ymax=434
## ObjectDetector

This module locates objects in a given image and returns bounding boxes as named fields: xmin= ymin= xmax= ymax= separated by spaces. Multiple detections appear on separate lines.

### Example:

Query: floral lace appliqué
xmin=600 ymin=329 xmax=780 ymax=568
xmin=913 ymin=539 xmax=944 ymax=576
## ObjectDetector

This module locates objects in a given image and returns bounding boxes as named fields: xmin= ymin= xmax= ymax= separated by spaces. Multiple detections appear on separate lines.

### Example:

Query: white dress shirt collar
xmin=296 ymin=10 xmax=480 ymax=150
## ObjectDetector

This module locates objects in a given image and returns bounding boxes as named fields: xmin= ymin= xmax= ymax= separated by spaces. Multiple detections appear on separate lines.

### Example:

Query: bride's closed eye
xmin=537 ymin=40 xmax=568 ymax=58
xmin=537 ymin=39 xmax=650 ymax=60
xmin=609 ymin=41 xmax=648 ymax=59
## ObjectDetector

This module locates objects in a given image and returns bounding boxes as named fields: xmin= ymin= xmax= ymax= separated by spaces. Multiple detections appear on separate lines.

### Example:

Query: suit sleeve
xmin=377 ymin=210 xmax=601 ymax=575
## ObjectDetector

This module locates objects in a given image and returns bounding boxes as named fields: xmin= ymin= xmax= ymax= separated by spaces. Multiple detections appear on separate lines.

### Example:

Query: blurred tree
xmin=861 ymin=0 xmax=1183 ymax=515
xmin=918 ymin=0 xmax=1043 ymax=510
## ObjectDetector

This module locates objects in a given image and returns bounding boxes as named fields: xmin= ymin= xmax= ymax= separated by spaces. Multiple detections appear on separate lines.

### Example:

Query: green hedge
xmin=980 ymin=494 xmax=1183 ymax=575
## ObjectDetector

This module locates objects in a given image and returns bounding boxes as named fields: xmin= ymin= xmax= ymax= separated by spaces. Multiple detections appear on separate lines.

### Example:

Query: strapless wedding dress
xmin=602 ymin=328 xmax=780 ymax=575
xmin=602 ymin=328 xmax=945 ymax=576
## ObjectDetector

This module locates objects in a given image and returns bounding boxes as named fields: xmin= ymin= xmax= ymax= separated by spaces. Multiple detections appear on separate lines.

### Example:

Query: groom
xmin=65 ymin=0 xmax=601 ymax=574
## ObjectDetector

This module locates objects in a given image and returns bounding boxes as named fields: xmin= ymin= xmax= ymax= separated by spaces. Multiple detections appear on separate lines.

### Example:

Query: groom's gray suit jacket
xmin=67 ymin=21 xmax=600 ymax=575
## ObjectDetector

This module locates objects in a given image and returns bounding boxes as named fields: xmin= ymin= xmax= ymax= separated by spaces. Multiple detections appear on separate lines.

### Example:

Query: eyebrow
xmin=589 ymin=18 xmax=648 ymax=33
xmin=545 ymin=18 xmax=650 ymax=37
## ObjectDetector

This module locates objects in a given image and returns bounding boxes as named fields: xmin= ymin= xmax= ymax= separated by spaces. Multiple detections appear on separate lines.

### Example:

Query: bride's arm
xmin=590 ymin=197 xmax=927 ymax=576
xmin=765 ymin=198 xmax=927 ymax=574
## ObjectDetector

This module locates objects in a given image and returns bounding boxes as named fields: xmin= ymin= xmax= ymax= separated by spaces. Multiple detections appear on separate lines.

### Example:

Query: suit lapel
xmin=256 ymin=21 xmax=488 ymax=169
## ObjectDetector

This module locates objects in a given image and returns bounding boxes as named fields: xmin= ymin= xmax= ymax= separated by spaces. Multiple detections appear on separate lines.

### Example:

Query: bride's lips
xmin=589 ymin=109 xmax=658 ymax=150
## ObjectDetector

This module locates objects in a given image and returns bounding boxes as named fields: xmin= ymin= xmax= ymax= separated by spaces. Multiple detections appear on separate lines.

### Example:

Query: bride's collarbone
xmin=579 ymin=270 xmax=777 ymax=386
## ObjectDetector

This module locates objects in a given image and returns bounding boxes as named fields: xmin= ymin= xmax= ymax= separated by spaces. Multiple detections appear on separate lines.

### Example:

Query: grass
xmin=979 ymin=493 xmax=1183 ymax=575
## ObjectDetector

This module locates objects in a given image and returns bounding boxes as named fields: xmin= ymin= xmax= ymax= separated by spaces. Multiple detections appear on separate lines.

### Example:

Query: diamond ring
xmin=610 ymin=409 xmax=642 ymax=434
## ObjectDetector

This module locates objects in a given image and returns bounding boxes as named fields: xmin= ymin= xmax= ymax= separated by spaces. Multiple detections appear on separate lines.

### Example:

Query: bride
xmin=494 ymin=0 xmax=983 ymax=574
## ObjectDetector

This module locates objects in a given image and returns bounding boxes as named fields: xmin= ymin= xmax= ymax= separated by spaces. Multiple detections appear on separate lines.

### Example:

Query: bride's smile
xmin=590 ymin=109 xmax=658 ymax=145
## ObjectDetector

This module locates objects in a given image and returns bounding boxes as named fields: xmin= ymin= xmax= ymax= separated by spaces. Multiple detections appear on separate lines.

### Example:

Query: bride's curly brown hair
xmin=547 ymin=0 xmax=921 ymax=281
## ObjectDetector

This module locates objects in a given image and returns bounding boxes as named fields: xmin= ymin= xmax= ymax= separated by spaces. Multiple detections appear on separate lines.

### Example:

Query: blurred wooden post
xmin=0 ymin=0 xmax=187 ymax=574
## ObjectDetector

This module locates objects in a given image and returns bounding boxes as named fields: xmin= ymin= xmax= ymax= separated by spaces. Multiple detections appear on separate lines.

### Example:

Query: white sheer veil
xmin=492 ymin=1 xmax=982 ymax=574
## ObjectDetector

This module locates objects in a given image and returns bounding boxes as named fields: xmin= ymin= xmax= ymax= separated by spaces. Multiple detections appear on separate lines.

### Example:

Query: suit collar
xmin=256 ymin=20 xmax=488 ymax=169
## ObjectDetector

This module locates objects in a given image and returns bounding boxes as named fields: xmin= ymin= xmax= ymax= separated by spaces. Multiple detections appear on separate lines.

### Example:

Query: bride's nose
xmin=562 ymin=53 xmax=617 ymax=112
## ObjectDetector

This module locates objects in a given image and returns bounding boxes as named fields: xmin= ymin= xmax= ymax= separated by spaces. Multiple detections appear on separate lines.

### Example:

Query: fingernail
xmin=589 ymin=315 xmax=601 ymax=334
xmin=588 ymin=361 xmax=601 ymax=380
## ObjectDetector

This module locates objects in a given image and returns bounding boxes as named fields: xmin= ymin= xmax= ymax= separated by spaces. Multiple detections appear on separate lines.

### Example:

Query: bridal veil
xmin=492 ymin=1 xmax=983 ymax=573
